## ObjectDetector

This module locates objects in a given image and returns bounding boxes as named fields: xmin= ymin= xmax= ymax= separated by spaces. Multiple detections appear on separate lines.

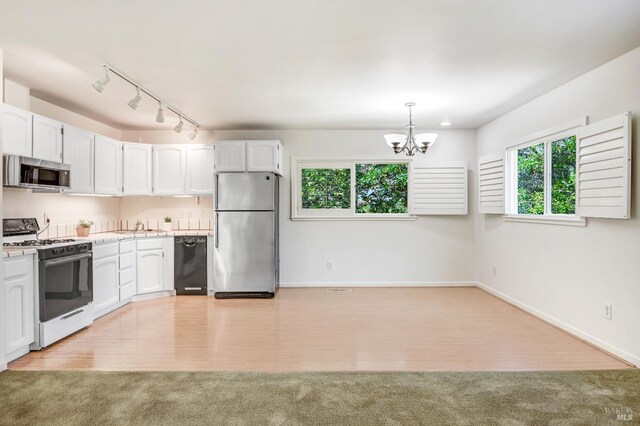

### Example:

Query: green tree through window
xmin=517 ymin=143 xmax=545 ymax=214
xmin=301 ymin=168 xmax=351 ymax=209
xmin=356 ymin=163 xmax=408 ymax=213
xmin=516 ymin=136 xmax=576 ymax=215
xmin=551 ymin=136 xmax=576 ymax=214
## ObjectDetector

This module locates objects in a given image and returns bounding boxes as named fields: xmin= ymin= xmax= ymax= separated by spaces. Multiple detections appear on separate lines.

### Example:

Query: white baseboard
xmin=477 ymin=281 xmax=639 ymax=367
xmin=132 ymin=290 xmax=175 ymax=302
xmin=279 ymin=281 xmax=477 ymax=288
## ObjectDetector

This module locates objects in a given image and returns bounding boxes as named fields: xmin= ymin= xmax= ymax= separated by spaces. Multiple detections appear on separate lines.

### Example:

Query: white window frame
xmin=504 ymin=118 xmax=587 ymax=226
xmin=291 ymin=157 xmax=415 ymax=221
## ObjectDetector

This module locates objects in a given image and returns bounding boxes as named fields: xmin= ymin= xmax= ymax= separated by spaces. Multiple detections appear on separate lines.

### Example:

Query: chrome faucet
xmin=134 ymin=220 xmax=145 ymax=232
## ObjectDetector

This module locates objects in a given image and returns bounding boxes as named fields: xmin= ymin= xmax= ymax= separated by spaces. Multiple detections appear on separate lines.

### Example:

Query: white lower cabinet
xmin=3 ymin=254 xmax=35 ymax=361
xmin=119 ymin=240 xmax=136 ymax=300
xmin=136 ymin=239 xmax=165 ymax=295
xmin=92 ymin=242 xmax=120 ymax=318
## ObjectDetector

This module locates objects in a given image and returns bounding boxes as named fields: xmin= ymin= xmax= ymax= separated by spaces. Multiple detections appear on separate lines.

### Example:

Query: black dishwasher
xmin=174 ymin=236 xmax=208 ymax=295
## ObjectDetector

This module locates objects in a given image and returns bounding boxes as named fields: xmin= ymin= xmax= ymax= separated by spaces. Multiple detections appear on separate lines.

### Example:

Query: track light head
xmin=174 ymin=117 xmax=184 ymax=133
xmin=92 ymin=66 xmax=111 ymax=93
xmin=188 ymin=128 xmax=198 ymax=140
xmin=127 ymin=87 xmax=142 ymax=110
xmin=156 ymin=103 xmax=165 ymax=123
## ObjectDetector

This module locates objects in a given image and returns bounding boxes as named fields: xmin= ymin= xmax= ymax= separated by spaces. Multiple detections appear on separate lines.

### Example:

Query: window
xmin=293 ymin=159 xmax=410 ymax=219
xmin=507 ymin=133 xmax=577 ymax=218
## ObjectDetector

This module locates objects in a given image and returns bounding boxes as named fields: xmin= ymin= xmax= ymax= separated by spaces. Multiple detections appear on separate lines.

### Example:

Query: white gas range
xmin=3 ymin=218 xmax=94 ymax=348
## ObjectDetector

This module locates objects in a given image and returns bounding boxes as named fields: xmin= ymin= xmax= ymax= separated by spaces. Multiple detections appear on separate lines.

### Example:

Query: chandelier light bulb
xmin=385 ymin=103 xmax=437 ymax=156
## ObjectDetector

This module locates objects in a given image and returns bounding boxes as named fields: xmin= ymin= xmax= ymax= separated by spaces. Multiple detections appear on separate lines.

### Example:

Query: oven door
xmin=39 ymin=252 xmax=93 ymax=322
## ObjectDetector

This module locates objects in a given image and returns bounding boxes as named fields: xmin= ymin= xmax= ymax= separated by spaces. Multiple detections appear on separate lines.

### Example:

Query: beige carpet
xmin=0 ymin=370 xmax=638 ymax=425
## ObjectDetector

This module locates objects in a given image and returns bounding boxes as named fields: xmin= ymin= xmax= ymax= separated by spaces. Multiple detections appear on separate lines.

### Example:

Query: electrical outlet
xmin=492 ymin=267 xmax=497 ymax=277
xmin=604 ymin=304 xmax=613 ymax=320
xmin=327 ymin=261 xmax=334 ymax=271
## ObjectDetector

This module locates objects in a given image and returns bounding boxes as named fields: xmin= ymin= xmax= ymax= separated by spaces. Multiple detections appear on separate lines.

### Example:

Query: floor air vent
xmin=326 ymin=288 xmax=353 ymax=293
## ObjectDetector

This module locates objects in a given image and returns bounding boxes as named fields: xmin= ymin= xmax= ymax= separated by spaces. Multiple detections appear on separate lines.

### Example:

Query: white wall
xmin=123 ymin=129 xmax=478 ymax=287
xmin=476 ymin=46 xmax=640 ymax=365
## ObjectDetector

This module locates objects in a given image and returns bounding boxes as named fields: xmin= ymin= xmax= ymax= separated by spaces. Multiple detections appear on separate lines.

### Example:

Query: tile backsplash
xmin=4 ymin=190 xmax=213 ymax=238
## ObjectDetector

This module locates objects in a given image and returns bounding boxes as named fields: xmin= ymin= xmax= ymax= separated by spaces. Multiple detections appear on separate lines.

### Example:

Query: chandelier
xmin=384 ymin=102 xmax=438 ymax=156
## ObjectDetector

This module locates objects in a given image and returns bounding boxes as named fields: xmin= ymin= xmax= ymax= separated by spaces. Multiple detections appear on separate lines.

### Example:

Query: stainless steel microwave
xmin=3 ymin=155 xmax=71 ymax=190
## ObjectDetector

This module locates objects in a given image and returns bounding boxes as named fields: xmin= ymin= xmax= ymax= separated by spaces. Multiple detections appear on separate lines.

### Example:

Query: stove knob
xmin=68 ymin=246 xmax=75 ymax=252
xmin=82 ymin=244 xmax=89 ymax=251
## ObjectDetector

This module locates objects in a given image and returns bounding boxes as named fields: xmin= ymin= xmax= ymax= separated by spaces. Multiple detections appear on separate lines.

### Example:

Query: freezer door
xmin=215 ymin=173 xmax=275 ymax=211
xmin=213 ymin=211 xmax=276 ymax=293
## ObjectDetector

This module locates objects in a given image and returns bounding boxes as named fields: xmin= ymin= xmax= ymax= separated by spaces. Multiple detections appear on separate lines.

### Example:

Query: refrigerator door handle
xmin=215 ymin=213 xmax=219 ymax=248
xmin=214 ymin=174 xmax=219 ymax=210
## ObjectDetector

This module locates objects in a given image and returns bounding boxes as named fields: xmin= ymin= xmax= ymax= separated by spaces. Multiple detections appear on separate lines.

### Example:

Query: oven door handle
xmin=42 ymin=252 xmax=92 ymax=266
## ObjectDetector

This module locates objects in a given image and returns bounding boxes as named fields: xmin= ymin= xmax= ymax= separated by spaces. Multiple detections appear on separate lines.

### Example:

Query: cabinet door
xmin=123 ymin=143 xmax=152 ymax=195
xmin=94 ymin=135 xmax=123 ymax=195
xmin=162 ymin=237 xmax=174 ymax=291
xmin=3 ymin=256 xmax=35 ymax=354
xmin=186 ymin=144 xmax=214 ymax=195
xmin=32 ymin=115 xmax=63 ymax=162
xmin=136 ymin=250 xmax=164 ymax=294
xmin=246 ymin=140 xmax=281 ymax=174
xmin=93 ymin=254 xmax=120 ymax=312
xmin=153 ymin=145 xmax=186 ymax=195
xmin=63 ymin=126 xmax=94 ymax=194
xmin=3 ymin=104 xmax=33 ymax=157
xmin=214 ymin=141 xmax=246 ymax=172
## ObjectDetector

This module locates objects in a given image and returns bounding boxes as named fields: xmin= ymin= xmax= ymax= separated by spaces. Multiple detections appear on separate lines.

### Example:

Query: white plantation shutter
xmin=410 ymin=162 xmax=468 ymax=215
xmin=478 ymin=153 xmax=505 ymax=214
xmin=576 ymin=112 xmax=632 ymax=219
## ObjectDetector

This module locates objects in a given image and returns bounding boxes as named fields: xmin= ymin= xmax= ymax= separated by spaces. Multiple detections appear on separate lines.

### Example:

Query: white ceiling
xmin=1 ymin=0 xmax=639 ymax=131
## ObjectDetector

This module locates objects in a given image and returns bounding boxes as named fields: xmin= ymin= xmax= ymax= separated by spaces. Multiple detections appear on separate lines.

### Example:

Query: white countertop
xmin=2 ymin=230 xmax=213 ymax=257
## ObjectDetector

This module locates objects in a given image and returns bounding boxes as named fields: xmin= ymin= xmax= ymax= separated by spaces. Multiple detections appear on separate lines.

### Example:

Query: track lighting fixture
xmin=174 ymin=117 xmax=184 ymax=133
xmin=92 ymin=65 xmax=111 ymax=93
xmin=92 ymin=63 xmax=200 ymax=138
xmin=156 ymin=103 xmax=165 ymax=123
xmin=127 ymin=87 xmax=142 ymax=110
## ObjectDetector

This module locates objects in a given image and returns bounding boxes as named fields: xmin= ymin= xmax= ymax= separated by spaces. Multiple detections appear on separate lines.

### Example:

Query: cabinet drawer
xmin=119 ymin=240 xmax=135 ymax=254
xmin=120 ymin=267 xmax=135 ymax=286
xmin=3 ymin=256 xmax=31 ymax=280
xmin=93 ymin=242 xmax=119 ymax=259
xmin=136 ymin=238 xmax=165 ymax=251
xmin=119 ymin=252 xmax=135 ymax=269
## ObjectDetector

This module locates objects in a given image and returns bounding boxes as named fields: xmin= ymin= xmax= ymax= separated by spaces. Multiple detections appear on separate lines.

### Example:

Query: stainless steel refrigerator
xmin=213 ymin=172 xmax=279 ymax=298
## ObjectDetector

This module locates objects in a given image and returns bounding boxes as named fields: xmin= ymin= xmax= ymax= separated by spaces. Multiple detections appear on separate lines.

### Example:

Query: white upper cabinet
xmin=32 ymin=114 xmax=63 ymax=162
xmin=63 ymin=126 xmax=94 ymax=194
xmin=246 ymin=140 xmax=282 ymax=174
xmin=214 ymin=141 xmax=246 ymax=172
xmin=123 ymin=143 xmax=153 ymax=195
xmin=153 ymin=145 xmax=186 ymax=195
xmin=3 ymin=104 xmax=33 ymax=157
xmin=94 ymin=135 xmax=123 ymax=195
xmin=186 ymin=144 xmax=214 ymax=195
xmin=214 ymin=140 xmax=283 ymax=175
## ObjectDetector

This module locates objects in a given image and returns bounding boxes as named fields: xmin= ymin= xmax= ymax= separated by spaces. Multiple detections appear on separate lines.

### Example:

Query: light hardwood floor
xmin=10 ymin=287 xmax=631 ymax=371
